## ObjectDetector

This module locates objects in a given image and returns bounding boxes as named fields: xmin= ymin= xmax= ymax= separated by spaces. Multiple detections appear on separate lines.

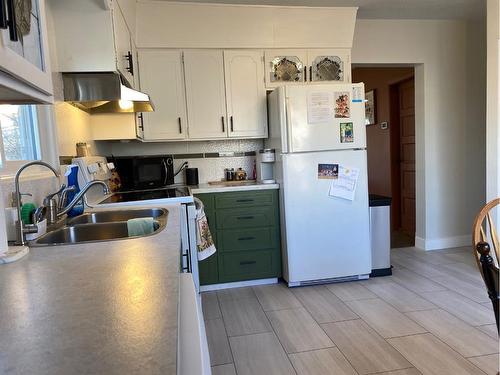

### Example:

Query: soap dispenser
xmin=65 ymin=164 xmax=84 ymax=217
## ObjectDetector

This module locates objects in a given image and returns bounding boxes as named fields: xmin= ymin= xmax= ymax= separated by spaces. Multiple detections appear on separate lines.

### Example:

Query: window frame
xmin=0 ymin=105 xmax=59 ymax=178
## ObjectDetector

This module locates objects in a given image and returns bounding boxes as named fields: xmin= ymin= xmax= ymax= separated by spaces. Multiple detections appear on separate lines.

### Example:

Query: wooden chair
xmin=472 ymin=198 xmax=500 ymax=333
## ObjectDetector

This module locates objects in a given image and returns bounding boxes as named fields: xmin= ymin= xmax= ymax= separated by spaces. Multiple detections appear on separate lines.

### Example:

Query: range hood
xmin=62 ymin=72 xmax=154 ymax=114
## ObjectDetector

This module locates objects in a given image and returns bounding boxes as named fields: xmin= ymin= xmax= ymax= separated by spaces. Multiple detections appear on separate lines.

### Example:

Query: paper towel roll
xmin=5 ymin=207 xmax=18 ymax=242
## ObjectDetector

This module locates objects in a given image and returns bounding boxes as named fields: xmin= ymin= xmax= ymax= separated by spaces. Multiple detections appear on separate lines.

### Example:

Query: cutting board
xmin=207 ymin=180 xmax=258 ymax=186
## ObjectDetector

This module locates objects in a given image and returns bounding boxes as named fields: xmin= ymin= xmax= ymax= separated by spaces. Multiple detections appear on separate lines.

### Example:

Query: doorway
xmin=352 ymin=67 xmax=416 ymax=248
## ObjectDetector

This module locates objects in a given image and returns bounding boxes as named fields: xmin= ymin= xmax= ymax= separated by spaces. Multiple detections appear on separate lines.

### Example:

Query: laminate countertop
xmin=0 ymin=205 xmax=182 ymax=375
xmin=190 ymin=182 xmax=279 ymax=194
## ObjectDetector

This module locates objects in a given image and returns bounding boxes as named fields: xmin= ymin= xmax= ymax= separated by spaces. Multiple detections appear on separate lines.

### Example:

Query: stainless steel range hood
xmin=62 ymin=72 xmax=154 ymax=114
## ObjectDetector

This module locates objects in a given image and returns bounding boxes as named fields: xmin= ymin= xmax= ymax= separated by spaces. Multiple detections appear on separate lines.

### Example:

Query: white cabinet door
xmin=138 ymin=50 xmax=187 ymax=140
xmin=113 ymin=4 xmax=134 ymax=86
xmin=307 ymin=49 xmax=351 ymax=83
xmin=184 ymin=50 xmax=227 ymax=140
xmin=0 ymin=0 xmax=53 ymax=98
xmin=264 ymin=49 xmax=307 ymax=88
xmin=224 ymin=50 xmax=267 ymax=138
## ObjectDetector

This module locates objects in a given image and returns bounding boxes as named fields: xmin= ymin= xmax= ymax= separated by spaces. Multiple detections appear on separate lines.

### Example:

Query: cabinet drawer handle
xmin=238 ymin=236 xmax=255 ymax=241
xmin=240 ymin=260 xmax=257 ymax=266
xmin=309 ymin=66 xmax=312 ymax=81
xmin=236 ymin=199 xmax=254 ymax=203
xmin=237 ymin=216 xmax=254 ymax=220
xmin=230 ymin=116 xmax=234 ymax=132
xmin=178 ymin=117 xmax=182 ymax=133
xmin=304 ymin=66 xmax=307 ymax=82
xmin=221 ymin=116 xmax=225 ymax=132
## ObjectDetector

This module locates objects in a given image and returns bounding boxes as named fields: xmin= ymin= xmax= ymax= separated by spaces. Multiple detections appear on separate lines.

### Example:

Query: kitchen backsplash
xmin=0 ymin=174 xmax=60 ymax=208
xmin=96 ymin=139 xmax=264 ymax=184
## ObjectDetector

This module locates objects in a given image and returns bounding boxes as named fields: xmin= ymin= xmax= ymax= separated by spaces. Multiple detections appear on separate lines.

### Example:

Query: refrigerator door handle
xmin=285 ymin=97 xmax=293 ymax=153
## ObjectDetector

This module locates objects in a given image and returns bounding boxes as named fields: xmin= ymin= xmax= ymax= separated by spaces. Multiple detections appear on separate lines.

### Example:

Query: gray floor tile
xmin=322 ymin=319 xmax=411 ymax=375
xmin=205 ymin=318 xmax=233 ymax=366
xmin=253 ymin=283 xmax=302 ymax=311
xmin=266 ymin=307 xmax=334 ymax=353
xmin=346 ymin=298 xmax=426 ymax=338
xmin=292 ymin=285 xmax=358 ymax=323
xmin=388 ymin=333 xmax=487 ymax=375
xmin=230 ymin=332 xmax=296 ymax=375
xmin=219 ymin=297 xmax=272 ymax=337
xmin=289 ymin=347 xmax=357 ymax=375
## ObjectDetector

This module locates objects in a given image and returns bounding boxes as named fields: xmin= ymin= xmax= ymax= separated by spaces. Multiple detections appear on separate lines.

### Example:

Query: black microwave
xmin=110 ymin=155 xmax=175 ymax=191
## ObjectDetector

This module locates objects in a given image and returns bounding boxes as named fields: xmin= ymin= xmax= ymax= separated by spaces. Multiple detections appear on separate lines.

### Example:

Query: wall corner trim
xmin=415 ymin=234 xmax=470 ymax=251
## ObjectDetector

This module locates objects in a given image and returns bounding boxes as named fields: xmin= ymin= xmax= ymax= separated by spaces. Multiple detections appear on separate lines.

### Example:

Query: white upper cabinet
xmin=133 ymin=49 xmax=268 ymax=142
xmin=264 ymin=50 xmax=307 ymax=87
xmin=138 ymin=50 xmax=187 ymax=141
xmin=112 ymin=4 xmax=134 ymax=87
xmin=0 ymin=0 xmax=53 ymax=102
xmin=51 ymin=0 xmax=136 ymax=86
xmin=184 ymin=50 xmax=227 ymax=140
xmin=224 ymin=50 xmax=267 ymax=138
xmin=265 ymin=49 xmax=351 ymax=88
xmin=307 ymin=49 xmax=351 ymax=83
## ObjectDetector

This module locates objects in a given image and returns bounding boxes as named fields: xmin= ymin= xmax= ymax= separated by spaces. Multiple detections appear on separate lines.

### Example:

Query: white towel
xmin=194 ymin=197 xmax=216 ymax=261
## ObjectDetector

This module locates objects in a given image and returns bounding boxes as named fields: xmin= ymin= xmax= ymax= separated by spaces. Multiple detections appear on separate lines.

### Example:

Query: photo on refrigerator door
xmin=334 ymin=92 xmax=350 ymax=118
xmin=340 ymin=122 xmax=354 ymax=143
xmin=318 ymin=163 xmax=339 ymax=179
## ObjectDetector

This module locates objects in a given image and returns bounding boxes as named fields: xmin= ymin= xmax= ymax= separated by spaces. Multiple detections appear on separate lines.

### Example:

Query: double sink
xmin=31 ymin=208 xmax=168 ymax=246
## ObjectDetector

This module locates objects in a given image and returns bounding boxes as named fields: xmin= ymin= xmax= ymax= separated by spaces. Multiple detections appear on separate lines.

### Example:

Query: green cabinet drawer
xmin=216 ymin=206 xmax=276 ymax=229
xmin=218 ymin=227 xmax=277 ymax=252
xmin=218 ymin=250 xmax=281 ymax=282
xmin=215 ymin=190 xmax=276 ymax=209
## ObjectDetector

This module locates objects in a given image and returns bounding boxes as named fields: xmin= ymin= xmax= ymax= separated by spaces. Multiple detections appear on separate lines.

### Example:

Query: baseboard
xmin=415 ymin=234 xmax=470 ymax=251
xmin=199 ymin=278 xmax=278 ymax=292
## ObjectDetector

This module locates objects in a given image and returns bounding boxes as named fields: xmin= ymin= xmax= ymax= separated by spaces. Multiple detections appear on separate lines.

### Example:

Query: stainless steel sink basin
xmin=66 ymin=208 xmax=166 ymax=225
xmin=31 ymin=208 xmax=168 ymax=246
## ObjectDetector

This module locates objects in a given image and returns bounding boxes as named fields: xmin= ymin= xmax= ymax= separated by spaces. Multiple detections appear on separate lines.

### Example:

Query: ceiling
xmin=151 ymin=0 xmax=485 ymax=20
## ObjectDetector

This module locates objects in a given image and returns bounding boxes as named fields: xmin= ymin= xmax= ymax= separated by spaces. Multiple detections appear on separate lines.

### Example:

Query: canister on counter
xmin=225 ymin=168 xmax=235 ymax=181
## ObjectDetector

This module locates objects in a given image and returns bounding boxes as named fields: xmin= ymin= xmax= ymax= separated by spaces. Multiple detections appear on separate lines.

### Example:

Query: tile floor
xmin=202 ymin=246 xmax=499 ymax=375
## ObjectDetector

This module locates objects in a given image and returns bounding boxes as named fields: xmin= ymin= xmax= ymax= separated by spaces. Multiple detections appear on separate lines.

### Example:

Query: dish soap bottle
xmin=65 ymin=164 xmax=84 ymax=217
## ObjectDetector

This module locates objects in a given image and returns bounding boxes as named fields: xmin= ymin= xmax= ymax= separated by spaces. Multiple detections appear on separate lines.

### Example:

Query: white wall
xmin=353 ymin=19 xmax=486 ymax=250
xmin=486 ymin=0 xmax=500 ymax=202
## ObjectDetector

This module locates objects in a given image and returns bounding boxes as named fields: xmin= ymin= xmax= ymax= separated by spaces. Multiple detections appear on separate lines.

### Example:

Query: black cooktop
xmin=99 ymin=187 xmax=190 ymax=204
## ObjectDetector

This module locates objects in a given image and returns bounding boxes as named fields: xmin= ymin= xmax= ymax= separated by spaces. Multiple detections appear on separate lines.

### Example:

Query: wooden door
xmin=398 ymin=78 xmax=416 ymax=235
xmin=184 ymin=50 xmax=228 ymax=139
xmin=224 ymin=50 xmax=267 ymax=138
xmin=138 ymin=50 xmax=187 ymax=140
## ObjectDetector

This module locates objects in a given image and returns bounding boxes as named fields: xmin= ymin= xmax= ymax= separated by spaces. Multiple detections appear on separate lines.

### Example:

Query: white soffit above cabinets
xmin=146 ymin=0 xmax=485 ymax=20
xmin=136 ymin=2 xmax=358 ymax=48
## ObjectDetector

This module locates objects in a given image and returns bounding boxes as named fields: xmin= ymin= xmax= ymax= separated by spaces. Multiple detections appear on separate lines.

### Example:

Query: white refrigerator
xmin=266 ymin=83 xmax=372 ymax=287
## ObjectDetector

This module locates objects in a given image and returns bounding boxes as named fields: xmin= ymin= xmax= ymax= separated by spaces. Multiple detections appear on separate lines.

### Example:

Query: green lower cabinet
xmin=218 ymin=249 xmax=281 ymax=282
xmin=198 ymin=252 xmax=219 ymax=285
xmin=195 ymin=189 xmax=281 ymax=286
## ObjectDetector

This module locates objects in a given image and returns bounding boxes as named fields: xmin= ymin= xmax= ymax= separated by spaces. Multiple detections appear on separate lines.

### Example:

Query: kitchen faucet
xmin=55 ymin=180 xmax=109 ymax=218
xmin=14 ymin=162 xmax=111 ymax=246
xmin=14 ymin=161 xmax=60 ymax=246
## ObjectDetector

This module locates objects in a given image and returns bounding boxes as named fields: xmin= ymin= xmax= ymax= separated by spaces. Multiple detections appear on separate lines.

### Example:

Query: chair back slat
xmin=486 ymin=212 xmax=500 ymax=264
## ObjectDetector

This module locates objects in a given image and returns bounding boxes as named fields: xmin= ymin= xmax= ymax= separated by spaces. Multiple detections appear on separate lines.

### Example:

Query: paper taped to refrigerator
xmin=307 ymin=92 xmax=333 ymax=124
xmin=329 ymin=165 xmax=359 ymax=201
